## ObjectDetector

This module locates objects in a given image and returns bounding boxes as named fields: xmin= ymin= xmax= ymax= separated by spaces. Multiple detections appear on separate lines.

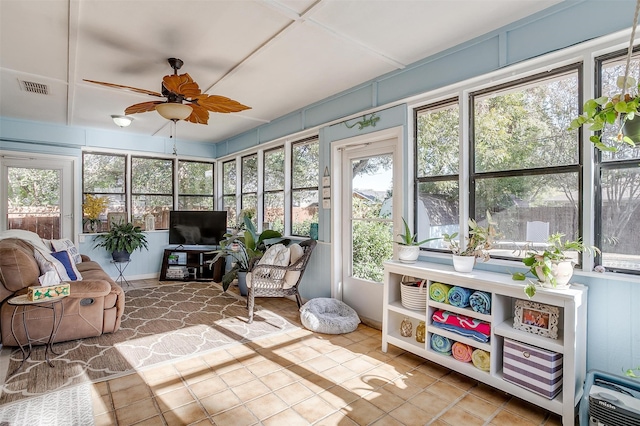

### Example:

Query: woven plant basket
xmin=400 ymin=276 xmax=427 ymax=311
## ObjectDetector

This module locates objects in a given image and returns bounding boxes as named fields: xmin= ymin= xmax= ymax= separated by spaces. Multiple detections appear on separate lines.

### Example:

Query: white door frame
xmin=330 ymin=126 xmax=405 ymax=305
xmin=1 ymin=151 xmax=77 ymax=240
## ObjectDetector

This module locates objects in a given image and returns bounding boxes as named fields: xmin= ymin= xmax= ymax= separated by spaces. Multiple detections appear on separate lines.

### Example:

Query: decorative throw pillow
xmin=283 ymin=243 xmax=304 ymax=289
xmin=50 ymin=238 xmax=82 ymax=264
xmin=50 ymin=250 xmax=82 ymax=281
xmin=33 ymin=248 xmax=82 ymax=282
xmin=247 ymin=244 xmax=290 ymax=289
xmin=258 ymin=244 xmax=290 ymax=280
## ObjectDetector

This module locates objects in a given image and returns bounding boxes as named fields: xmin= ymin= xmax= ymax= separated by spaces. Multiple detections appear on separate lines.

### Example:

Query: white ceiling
xmin=0 ymin=0 xmax=561 ymax=144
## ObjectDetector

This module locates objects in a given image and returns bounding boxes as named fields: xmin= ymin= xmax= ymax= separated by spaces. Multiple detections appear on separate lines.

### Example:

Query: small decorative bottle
xmin=400 ymin=318 xmax=412 ymax=337
xmin=415 ymin=321 xmax=426 ymax=343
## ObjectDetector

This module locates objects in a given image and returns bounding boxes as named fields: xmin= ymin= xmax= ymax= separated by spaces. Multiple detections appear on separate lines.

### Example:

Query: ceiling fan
xmin=84 ymin=58 xmax=250 ymax=125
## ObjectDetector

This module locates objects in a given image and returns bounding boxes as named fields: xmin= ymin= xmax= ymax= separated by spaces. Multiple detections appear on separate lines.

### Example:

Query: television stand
xmin=159 ymin=247 xmax=225 ymax=282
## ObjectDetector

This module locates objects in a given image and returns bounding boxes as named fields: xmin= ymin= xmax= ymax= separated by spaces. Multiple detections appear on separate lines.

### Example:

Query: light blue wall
xmin=0 ymin=117 xmax=216 ymax=158
xmin=79 ymin=231 xmax=170 ymax=280
xmin=2 ymin=0 xmax=640 ymax=378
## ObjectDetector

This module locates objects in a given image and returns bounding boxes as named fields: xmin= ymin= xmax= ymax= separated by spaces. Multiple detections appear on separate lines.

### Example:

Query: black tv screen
xmin=169 ymin=211 xmax=227 ymax=246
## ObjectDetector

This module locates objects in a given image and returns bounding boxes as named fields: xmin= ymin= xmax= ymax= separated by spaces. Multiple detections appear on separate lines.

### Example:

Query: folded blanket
xmin=472 ymin=349 xmax=490 ymax=372
xmin=431 ymin=322 xmax=490 ymax=343
xmin=452 ymin=342 xmax=473 ymax=363
xmin=429 ymin=282 xmax=451 ymax=303
xmin=447 ymin=286 xmax=471 ymax=308
xmin=430 ymin=333 xmax=452 ymax=356
xmin=431 ymin=310 xmax=491 ymax=336
xmin=469 ymin=291 xmax=491 ymax=314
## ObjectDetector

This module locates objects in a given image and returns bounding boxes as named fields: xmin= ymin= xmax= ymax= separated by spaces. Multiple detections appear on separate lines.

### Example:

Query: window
xmin=178 ymin=160 xmax=214 ymax=210
xmin=595 ymin=49 xmax=640 ymax=272
xmin=471 ymin=65 xmax=582 ymax=259
xmin=415 ymin=99 xmax=460 ymax=250
xmin=222 ymin=160 xmax=237 ymax=228
xmin=131 ymin=157 xmax=173 ymax=229
xmin=82 ymin=152 xmax=126 ymax=232
xmin=263 ymin=147 xmax=285 ymax=234
xmin=83 ymin=153 xmax=215 ymax=232
xmin=241 ymin=154 xmax=258 ymax=227
xmin=291 ymin=137 xmax=319 ymax=236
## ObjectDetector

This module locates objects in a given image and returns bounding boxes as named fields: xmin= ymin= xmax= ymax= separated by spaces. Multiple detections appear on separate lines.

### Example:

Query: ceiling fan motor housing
xmin=168 ymin=58 xmax=183 ymax=73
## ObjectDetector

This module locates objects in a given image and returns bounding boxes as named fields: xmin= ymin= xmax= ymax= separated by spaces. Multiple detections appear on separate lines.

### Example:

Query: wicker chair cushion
xmin=283 ymin=243 xmax=304 ymax=289
xmin=247 ymin=244 xmax=290 ymax=288
xmin=299 ymin=298 xmax=360 ymax=334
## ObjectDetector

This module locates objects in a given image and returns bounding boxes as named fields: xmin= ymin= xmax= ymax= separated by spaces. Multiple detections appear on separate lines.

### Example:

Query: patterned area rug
xmin=0 ymin=281 xmax=298 ymax=405
xmin=0 ymin=383 xmax=94 ymax=425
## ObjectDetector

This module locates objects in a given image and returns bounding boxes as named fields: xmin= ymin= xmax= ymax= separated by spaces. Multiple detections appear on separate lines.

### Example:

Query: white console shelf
xmin=382 ymin=260 xmax=587 ymax=426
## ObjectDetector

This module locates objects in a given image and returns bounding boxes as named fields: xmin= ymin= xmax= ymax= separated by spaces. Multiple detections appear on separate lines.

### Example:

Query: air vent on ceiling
xmin=20 ymin=80 xmax=49 ymax=95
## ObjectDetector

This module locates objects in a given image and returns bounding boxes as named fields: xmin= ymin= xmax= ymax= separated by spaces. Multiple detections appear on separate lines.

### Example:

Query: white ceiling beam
xmin=202 ymin=0 xmax=326 ymax=94
xmin=67 ymin=0 xmax=81 ymax=126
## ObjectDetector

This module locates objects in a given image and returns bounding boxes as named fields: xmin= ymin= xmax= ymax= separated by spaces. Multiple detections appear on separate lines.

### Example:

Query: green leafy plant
xmin=93 ymin=222 xmax=149 ymax=254
xmin=442 ymin=211 xmax=499 ymax=261
xmin=209 ymin=214 xmax=286 ymax=291
xmin=625 ymin=366 xmax=640 ymax=378
xmin=513 ymin=233 xmax=599 ymax=297
xmin=396 ymin=217 xmax=439 ymax=246
xmin=568 ymin=76 xmax=640 ymax=151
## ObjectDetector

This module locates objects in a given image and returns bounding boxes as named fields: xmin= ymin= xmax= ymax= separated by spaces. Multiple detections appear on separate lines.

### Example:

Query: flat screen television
xmin=168 ymin=210 xmax=227 ymax=246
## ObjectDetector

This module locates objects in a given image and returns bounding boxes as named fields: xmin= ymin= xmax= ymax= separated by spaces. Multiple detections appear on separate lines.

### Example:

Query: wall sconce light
xmin=111 ymin=115 xmax=133 ymax=128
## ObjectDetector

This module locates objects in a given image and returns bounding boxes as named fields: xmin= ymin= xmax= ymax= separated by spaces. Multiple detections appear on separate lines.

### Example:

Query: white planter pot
xmin=537 ymin=260 xmax=573 ymax=289
xmin=398 ymin=245 xmax=420 ymax=263
xmin=452 ymin=255 xmax=475 ymax=273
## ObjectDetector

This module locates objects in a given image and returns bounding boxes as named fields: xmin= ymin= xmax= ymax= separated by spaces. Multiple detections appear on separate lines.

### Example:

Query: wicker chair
xmin=247 ymin=239 xmax=317 ymax=323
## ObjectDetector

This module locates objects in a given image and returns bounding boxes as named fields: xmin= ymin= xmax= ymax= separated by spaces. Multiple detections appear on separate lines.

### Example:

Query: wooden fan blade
xmin=194 ymin=94 xmax=251 ymax=113
xmin=124 ymin=101 xmax=164 ymax=115
xmin=163 ymin=73 xmax=201 ymax=98
xmin=83 ymin=79 xmax=163 ymax=97
xmin=184 ymin=104 xmax=209 ymax=125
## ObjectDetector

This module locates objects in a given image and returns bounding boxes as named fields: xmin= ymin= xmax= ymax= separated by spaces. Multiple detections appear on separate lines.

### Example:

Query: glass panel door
xmin=341 ymin=139 xmax=396 ymax=324
xmin=2 ymin=156 xmax=73 ymax=239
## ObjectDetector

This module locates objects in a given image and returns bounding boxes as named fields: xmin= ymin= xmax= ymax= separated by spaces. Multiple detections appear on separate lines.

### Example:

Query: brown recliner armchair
xmin=0 ymin=238 xmax=125 ymax=346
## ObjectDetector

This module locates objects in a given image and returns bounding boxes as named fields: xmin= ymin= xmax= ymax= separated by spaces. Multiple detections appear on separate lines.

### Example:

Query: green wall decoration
xmin=345 ymin=113 xmax=380 ymax=130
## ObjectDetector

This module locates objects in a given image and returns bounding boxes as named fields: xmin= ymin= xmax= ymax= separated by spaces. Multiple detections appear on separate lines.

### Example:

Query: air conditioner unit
xmin=580 ymin=370 xmax=640 ymax=426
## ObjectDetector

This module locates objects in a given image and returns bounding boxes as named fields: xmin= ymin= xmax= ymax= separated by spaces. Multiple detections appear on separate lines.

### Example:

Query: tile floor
xmin=92 ymin=279 xmax=563 ymax=426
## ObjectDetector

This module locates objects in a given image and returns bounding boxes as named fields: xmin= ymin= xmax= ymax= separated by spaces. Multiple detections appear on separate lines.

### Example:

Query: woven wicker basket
xmin=400 ymin=276 xmax=427 ymax=311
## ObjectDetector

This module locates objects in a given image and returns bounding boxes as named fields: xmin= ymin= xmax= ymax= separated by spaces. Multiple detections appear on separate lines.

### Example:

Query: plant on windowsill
xmin=567 ymin=0 xmax=640 ymax=151
xmin=395 ymin=217 xmax=440 ymax=264
xmin=208 ymin=213 xmax=286 ymax=293
xmin=442 ymin=211 xmax=499 ymax=272
xmin=93 ymin=221 xmax=149 ymax=262
xmin=512 ymin=233 xmax=600 ymax=298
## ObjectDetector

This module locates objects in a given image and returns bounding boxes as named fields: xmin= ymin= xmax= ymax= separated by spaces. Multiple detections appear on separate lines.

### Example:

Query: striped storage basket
xmin=503 ymin=338 xmax=563 ymax=399
xmin=400 ymin=276 xmax=427 ymax=311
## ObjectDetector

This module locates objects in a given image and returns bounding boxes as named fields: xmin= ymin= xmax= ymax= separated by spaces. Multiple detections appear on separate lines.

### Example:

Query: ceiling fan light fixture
xmin=156 ymin=103 xmax=192 ymax=120
xmin=111 ymin=115 xmax=133 ymax=128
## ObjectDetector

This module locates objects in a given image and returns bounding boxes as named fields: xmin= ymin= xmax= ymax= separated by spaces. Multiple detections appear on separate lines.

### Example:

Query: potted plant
xmin=513 ymin=232 xmax=600 ymax=297
xmin=567 ymin=8 xmax=640 ymax=152
xmin=443 ymin=211 xmax=499 ymax=272
xmin=568 ymin=76 xmax=640 ymax=151
xmin=93 ymin=221 xmax=149 ymax=262
xmin=396 ymin=217 xmax=440 ymax=263
xmin=209 ymin=214 xmax=285 ymax=294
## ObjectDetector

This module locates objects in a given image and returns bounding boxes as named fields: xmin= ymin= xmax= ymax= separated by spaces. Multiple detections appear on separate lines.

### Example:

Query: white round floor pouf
xmin=299 ymin=298 xmax=360 ymax=334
